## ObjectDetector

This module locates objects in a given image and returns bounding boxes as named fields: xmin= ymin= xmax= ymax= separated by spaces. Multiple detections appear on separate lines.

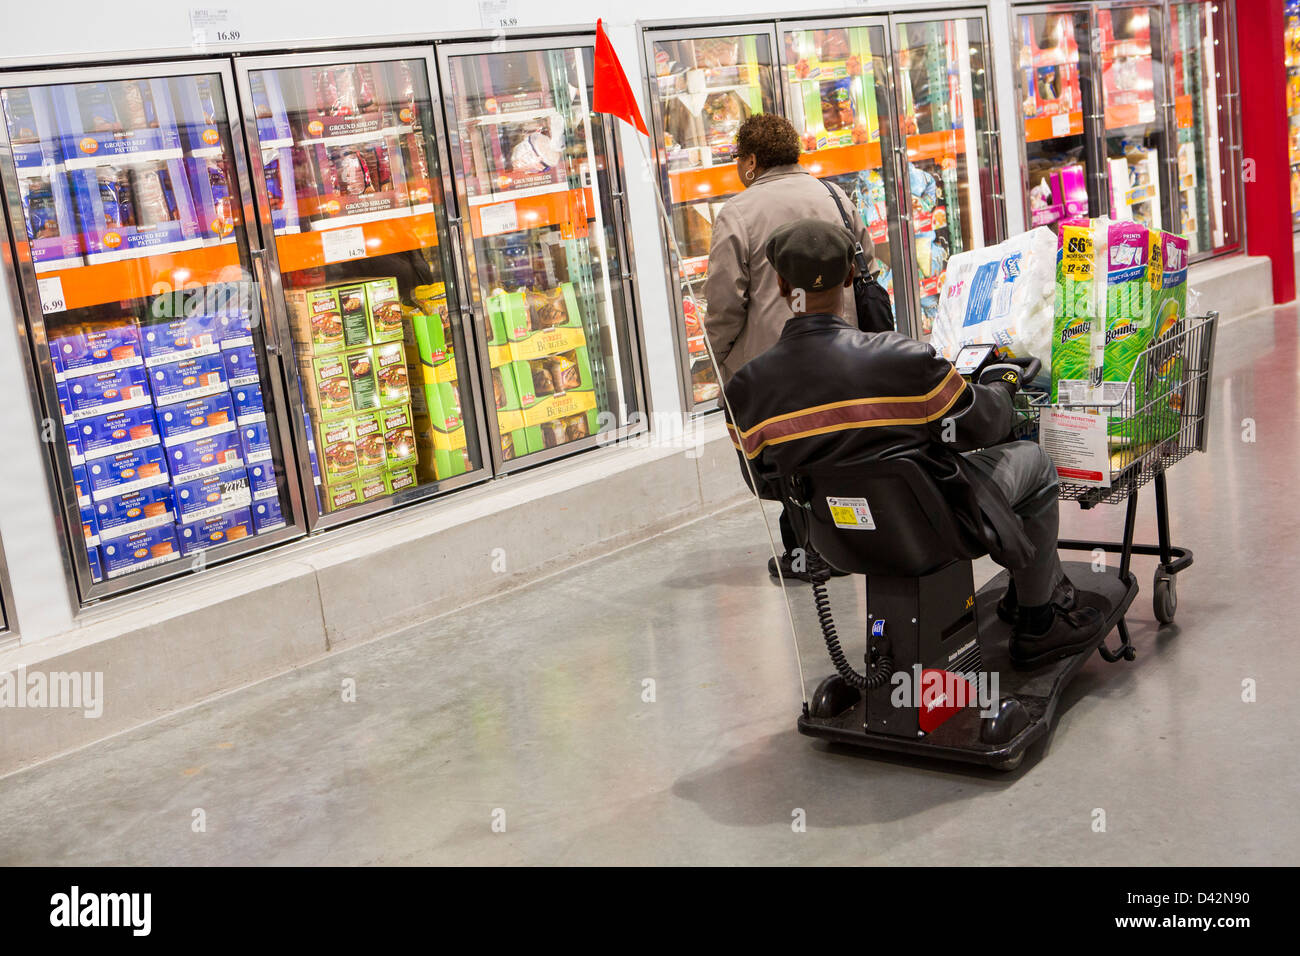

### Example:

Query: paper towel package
xmin=931 ymin=227 xmax=1057 ymax=379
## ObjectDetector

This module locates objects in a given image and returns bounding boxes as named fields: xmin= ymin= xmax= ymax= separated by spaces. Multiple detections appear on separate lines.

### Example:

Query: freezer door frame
xmin=435 ymin=34 xmax=650 ymax=475
xmin=0 ymin=58 xmax=308 ymax=606
xmin=233 ymin=45 xmax=494 ymax=532
xmin=775 ymin=15 xmax=915 ymax=336
xmin=639 ymin=21 xmax=786 ymax=414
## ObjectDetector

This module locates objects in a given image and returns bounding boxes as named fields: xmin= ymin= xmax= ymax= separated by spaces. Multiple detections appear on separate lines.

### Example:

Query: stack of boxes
xmin=286 ymin=276 xmax=416 ymax=513
xmin=51 ymin=299 xmax=286 ymax=582
xmin=406 ymin=283 xmax=472 ymax=480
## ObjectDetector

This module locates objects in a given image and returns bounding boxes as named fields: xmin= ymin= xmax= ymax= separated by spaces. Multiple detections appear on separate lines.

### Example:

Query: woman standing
xmin=704 ymin=113 xmax=872 ymax=580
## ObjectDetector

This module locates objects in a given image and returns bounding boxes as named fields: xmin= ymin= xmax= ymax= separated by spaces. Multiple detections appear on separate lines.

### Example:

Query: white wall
xmin=0 ymin=0 xmax=1026 ymax=641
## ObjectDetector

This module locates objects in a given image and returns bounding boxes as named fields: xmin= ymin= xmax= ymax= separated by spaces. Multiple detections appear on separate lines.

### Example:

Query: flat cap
xmin=764 ymin=217 xmax=855 ymax=293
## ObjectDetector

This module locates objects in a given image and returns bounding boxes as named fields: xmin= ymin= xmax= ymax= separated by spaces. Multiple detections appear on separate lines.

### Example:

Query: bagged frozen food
xmin=932 ymin=227 xmax=1057 ymax=377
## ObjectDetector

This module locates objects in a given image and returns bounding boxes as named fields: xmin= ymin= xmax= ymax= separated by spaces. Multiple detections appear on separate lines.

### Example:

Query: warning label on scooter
xmin=827 ymin=496 xmax=876 ymax=530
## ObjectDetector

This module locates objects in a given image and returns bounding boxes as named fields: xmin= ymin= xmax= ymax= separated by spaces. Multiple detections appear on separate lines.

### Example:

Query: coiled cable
xmin=811 ymin=572 xmax=892 ymax=690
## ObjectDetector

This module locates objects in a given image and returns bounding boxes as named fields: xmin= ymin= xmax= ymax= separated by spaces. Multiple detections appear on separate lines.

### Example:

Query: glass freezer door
xmin=1014 ymin=6 xmax=1101 ymax=231
xmin=441 ymin=40 xmax=644 ymax=470
xmin=891 ymin=13 xmax=1002 ymax=338
xmin=645 ymin=26 xmax=779 ymax=409
xmin=0 ymin=62 xmax=304 ymax=601
xmin=781 ymin=20 xmax=906 ymax=328
xmin=1289 ymin=0 xmax=1300 ymax=229
xmin=237 ymin=50 xmax=487 ymax=527
xmin=1097 ymin=4 xmax=1168 ymax=230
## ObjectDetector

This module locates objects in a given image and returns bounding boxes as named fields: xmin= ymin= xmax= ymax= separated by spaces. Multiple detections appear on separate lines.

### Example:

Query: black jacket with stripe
xmin=724 ymin=313 xmax=1031 ymax=566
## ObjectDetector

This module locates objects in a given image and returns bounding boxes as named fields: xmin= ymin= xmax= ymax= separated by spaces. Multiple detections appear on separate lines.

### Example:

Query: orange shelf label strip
xmin=45 ymin=243 xmax=243 ymax=312
xmin=275 ymin=211 xmax=442 ymax=274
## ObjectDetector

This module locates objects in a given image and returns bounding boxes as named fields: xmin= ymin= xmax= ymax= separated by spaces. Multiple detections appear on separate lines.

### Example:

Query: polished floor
xmin=1 ymin=306 xmax=1296 ymax=865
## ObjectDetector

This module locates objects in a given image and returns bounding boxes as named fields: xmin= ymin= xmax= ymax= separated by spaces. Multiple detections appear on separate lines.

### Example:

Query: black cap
xmin=764 ymin=218 xmax=855 ymax=293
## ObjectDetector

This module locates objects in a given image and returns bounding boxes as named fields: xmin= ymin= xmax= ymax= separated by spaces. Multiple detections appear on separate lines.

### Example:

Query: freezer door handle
xmin=249 ymin=248 xmax=281 ymax=357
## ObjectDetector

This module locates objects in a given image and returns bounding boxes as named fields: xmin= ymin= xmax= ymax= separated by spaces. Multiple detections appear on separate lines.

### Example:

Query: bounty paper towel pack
xmin=931 ymin=226 xmax=1057 ymax=378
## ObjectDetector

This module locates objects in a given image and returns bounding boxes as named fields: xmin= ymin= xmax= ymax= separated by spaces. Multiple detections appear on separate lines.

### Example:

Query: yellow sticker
xmin=1148 ymin=231 xmax=1163 ymax=290
xmin=1061 ymin=224 xmax=1093 ymax=279
xmin=827 ymin=496 xmax=876 ymax=530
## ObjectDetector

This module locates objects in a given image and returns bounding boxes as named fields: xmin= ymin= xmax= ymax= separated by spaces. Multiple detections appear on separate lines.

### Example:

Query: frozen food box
xmin=373 ymin=342 xmax=410 ymax=407
xmin=172 ymin=470 xmax=252 ymax=524
xmin=386 ymin=464 xmax=417 ymax=495
xmin=80 ymin=499 xmax=100 ymax=549
xmin=295 ymin=63 xmax=388 ymax=139
xmin=246 ymin=460 xmax=279 ymax=501
xmin=176 ymin=507 xmax=253 ymax=556
xmin=92 ymin=484 xmax=176 ymax=541
xmin=238 ymin=420 xmax=272 ymax=464
xmin=166 ymin=429 xmax=244 ymax=481
xmin=344 ymin=348 xmax=381 ymax=412
xmin=365 ymin=278 xmax=404 ymax=343
xmin=68 ymin=160 xmax=202 ymax=262
xmin=86 ymin=544 xmax=104 ymax=582
xmin=155 ymin=391 xmax=236 ymax=446
xmin=316 ymin=418 xmax=358 ymax=484
xmin=84 ymin=445 xmax=169 ymax=500
xmin=423 ymin=380 xmax=462 ymax=433
xmin=217 ymin=308 xmax=255 ymax=349
xmin=76 ymin=406 xmax=161 ymax=460
xmin=222 ymin=344 xmax=260 ymax=387
xmin=335 ymin=285 xmax=374 ymax=349
xmin=356 ymin=472 xmax=389 ymax=504
xmin=139 ymin=313 xmax=221 ymax=366
xmin=301 ymin=353 xmax=353 ymax=421
xmin=352 ymin=412 xmax=386 ymax=475
xmin=248 ymin=69 xmax=293 ymax=145
xmin=409 ymin=297 xmax=459 ymax=383
xmin=230 ymin=382 xmax=266 ymax=423
xmin=382 ymin=408 xmax=417 ymax=467
xmin=50 ymin=323 xmax=144 ymax=379
xmin=100 ymin=524 xmax=180 ymax=578
xmin=148 ymin=352 xmax=227 ymax=406
xmin=262 ymin=146 xmax=301 ymax=234
xmin=65 ymin=364 xmax=152 ymax=419
xmin=251 ymin=495 xmax=286 ymax=534
xmin=49 ymin=79 xmax=181 ymax=160
xmin=535 ymin=411 xmax=598 ymax=451
xmin=285 ymin=287 xmax=345 ymax=355
xmin=513 ymin=347 xmax=597 ymax=427
xmin=323 ymin=480 xmax=360 ymax=513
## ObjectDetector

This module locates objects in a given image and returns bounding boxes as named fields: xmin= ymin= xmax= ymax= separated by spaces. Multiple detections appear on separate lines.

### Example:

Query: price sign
xmin=1051 ymin=112 xmax=1072 ymax=138
xmin=321 ymin=227 xmax=367 ymax=264
xmin=479 ymin=0 xmax=518 ymax=29
xmin=479 ymin=201 xmax=518 ymax=237
xmin=37 ymin=276 xmax=66 ymax=315
xmin=189 ymin=8 xmax=243 ymax=46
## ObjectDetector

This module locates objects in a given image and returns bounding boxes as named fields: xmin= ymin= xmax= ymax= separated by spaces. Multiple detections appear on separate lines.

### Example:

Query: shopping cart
xmin=1022 ymin=310 xmax=1220 ymax=661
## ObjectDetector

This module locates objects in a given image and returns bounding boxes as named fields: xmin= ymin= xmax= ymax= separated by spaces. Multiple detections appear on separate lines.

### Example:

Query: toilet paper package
xmin=932 ymin=227 xmax=1057 ymax=380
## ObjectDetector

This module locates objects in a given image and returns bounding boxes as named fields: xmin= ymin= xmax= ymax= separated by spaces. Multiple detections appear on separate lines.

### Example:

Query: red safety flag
xmin=592 ymin=19 xmax=648 ymax=136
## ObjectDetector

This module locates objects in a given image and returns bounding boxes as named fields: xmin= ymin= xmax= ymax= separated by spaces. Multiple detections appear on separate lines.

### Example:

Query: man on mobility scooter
xmin=724 ymin=218 xmax=1105 ymax=668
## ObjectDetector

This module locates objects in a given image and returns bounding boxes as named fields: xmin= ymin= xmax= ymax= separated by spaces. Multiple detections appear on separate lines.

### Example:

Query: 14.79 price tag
xmin=321 ymin=227 xmax=367 ymax=264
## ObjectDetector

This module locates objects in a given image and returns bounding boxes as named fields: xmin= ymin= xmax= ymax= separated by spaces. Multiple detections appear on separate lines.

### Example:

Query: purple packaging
xmin=1059 ymin=165 xmax=1087 ymax=219
xmin=140 ymin=314 xmax=221 ymax=366
xmin=84 ymin=444 xmax=169 ymax=500
xmin=71 ymin=463 xmax=92 ymax=507
xmin=76 ymin=406 xmax=161 ymax=459
xmin=248 ymin=71 xmax=293 ymax=145
xmin=222 ymin=344 xmax=260 ymax=386
xmin=80 ymin=499 xmax=100 ymax=548
xmin=92 ymin=484 xmax=176 ymax=540
xmin=51 ymin=79 xmax=180 ymax=161
xmin=262 ymin=146 xmax=301 ymax=234
xmin=251 ymin=495 xmax=286 ymax=533
xmin=18 ymin=171 xmax=83 ymax=268
xmin=184 ymin=156 xmax=237 ymax=242
xmin=69 ymin=161 xmax=202 ymax=262
xmin=230 ymin=381 xmax=266 ymax=423
xmin=86 ymin=544 xmax=103 ymax=582
xmin=172 ymin=469 xmax=252 ymax=523
xmin=155 ymin=392 xmax=237 ymax=445
xmin=49 ymin=324 xmax=143 ymax=380
xmin=99 ymin=524 xmax=180 ymax=578
xmin=238 ymin=420 xmax=272 ymax=464
xmin=148 ymin=352 xmax=227 ymax=406
xmin=65 ymin=365 xmax=151 ymax=420
xmin=55 ymin=379 xmax=74 ymax=422
xmin=176 ymin=507 xmax=253 ymax=555
xmin=173 ymin=74 xmax=225 ymax=153
xmin=166 ymin=429 xmax=244 ymax=481
xmin=246 ymin=460 xmax=279 ymax=500
xmin=218 ymin=309 xmax=255 ymax=348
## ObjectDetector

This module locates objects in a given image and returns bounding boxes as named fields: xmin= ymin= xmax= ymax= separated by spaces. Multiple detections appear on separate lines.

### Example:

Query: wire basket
xmin=1019 ymin=311 xmax=1219 ymax=507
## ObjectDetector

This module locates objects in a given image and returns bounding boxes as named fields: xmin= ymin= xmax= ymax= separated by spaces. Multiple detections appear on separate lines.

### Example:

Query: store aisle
xmin=1 ymin=305 xmax=1296 ymax=866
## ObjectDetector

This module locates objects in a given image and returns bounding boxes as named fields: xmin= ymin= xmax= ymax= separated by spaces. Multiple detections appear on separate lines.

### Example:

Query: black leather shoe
xmin=997 ymin=575 xmax=1078 ymax=626
xmin=1010 ymin=601 xmax=1106 ymax=669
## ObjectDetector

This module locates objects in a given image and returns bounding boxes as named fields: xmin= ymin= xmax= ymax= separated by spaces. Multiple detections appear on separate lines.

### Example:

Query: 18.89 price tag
xmin=321 ymin=227 xmax=367 ymax=264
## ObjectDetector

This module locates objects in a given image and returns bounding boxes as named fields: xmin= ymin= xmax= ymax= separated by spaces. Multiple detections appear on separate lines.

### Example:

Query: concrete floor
xmin=1 ymin=305 xmax=1297 ymax=865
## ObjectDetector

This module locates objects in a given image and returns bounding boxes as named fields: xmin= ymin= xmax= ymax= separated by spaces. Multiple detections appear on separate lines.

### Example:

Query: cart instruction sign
xmin=1039 ymin=407 xmax=1111 ymax=487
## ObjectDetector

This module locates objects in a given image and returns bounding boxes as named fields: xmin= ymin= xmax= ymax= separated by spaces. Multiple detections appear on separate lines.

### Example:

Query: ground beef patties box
xmin=167 ymin=430 xmax=244 ymax=481
xmin=285 ymin=287 xmax=345 ymax=355
xmin=65 ymin=365 xmax=151 ymax=419
xmin=92 ymin=484 xmax=176 ymax=540
xmin=75 ymin=406 xmax=161 ymax=459
xmin=222 ymin=344 xmax=260 ymax=387
xmin=251 ymin=495 xmax=286 ymax=533
xmin=172 ymin=470 xmax=252 ymax=524
xmin=100 ymin=524 xmax=180 ymax=578
xmin=139 ymin=313 xmax=221 ymax=366
xmin=176 ymin=507 xmax=253 ymax=556
xmin=155 ymin=392 xmax=236 ymax=446
xmin=148 ymin=352 xmax=227 ymax=406
xmin=246 ymin=461 xmax=279 ymax=501
xmin=230 ymin=382 xmax=266 ymax=423
xmin=50 ymin=323 xmax=143 ymax=380
xmin=239 ymin=420 xmax=272 ymax=465
xmin=85 ymin=445 xmax=169 ymax=500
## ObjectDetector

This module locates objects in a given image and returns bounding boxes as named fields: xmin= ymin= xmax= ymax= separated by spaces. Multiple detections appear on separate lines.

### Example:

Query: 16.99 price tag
xmin=37 ymin=276 xmax=66 ymax=315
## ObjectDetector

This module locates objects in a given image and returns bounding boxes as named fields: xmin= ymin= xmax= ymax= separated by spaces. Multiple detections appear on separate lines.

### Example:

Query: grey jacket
xmin=702 ymin=164 xmax=872 ymax=382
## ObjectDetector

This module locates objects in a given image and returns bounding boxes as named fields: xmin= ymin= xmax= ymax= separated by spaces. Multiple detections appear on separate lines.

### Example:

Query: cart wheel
xmin=1153 ymin=566 xmax=1177 ymax=625
xmin=995 ymin=752 xmax=1024 ymax=772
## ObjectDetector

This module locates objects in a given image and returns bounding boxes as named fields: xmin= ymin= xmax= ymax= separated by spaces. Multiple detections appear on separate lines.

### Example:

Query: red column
xmin=1237 ymin=0 xmax=1295 ymax=303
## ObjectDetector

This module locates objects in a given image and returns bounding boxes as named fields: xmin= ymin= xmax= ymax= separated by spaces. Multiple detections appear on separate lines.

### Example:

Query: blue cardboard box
xmin=140 ymin=313 xmax=222 ymax=366
xmin=49 ymin=324 xmax=143 ymax=380
xmin=229 ymin=381 xmax=265 ymax=423
xmin=64 ymin=365 xmax=151 ymax=419
xmin=99 ymin=524 xmax=180 ymax=578
xmin=172 ymin=469 xmax=252 ymax=524
xmin=251 ymin=495 xmax=286 ymax=533
xmin=222 ymin=344 xmax=260 ymax=386
xmin=75 ymin=406 xmax=161 ymax=460
xmin=92 ymin=484 xmax=176 ymax=541
xmin=155 ymin=392 xmax=236 ymax=446
xmin=147 ymin=352 xmax=227 ymax=406
xmin=176 ymin=507 xmax=253 ymax=556
xmin=84 ymin=444 xmax=169 ymax=500
xmin=166 ymin=429 xmax=244 ymax=481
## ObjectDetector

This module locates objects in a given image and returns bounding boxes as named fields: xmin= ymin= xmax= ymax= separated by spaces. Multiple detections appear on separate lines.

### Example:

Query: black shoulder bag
xmin=820 ymin=177 xmax=896 ymax=334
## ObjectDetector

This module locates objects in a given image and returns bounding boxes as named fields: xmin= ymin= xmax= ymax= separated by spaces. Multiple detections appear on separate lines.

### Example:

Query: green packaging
xmin=335 ymin=285 xmax=373 ymax=348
